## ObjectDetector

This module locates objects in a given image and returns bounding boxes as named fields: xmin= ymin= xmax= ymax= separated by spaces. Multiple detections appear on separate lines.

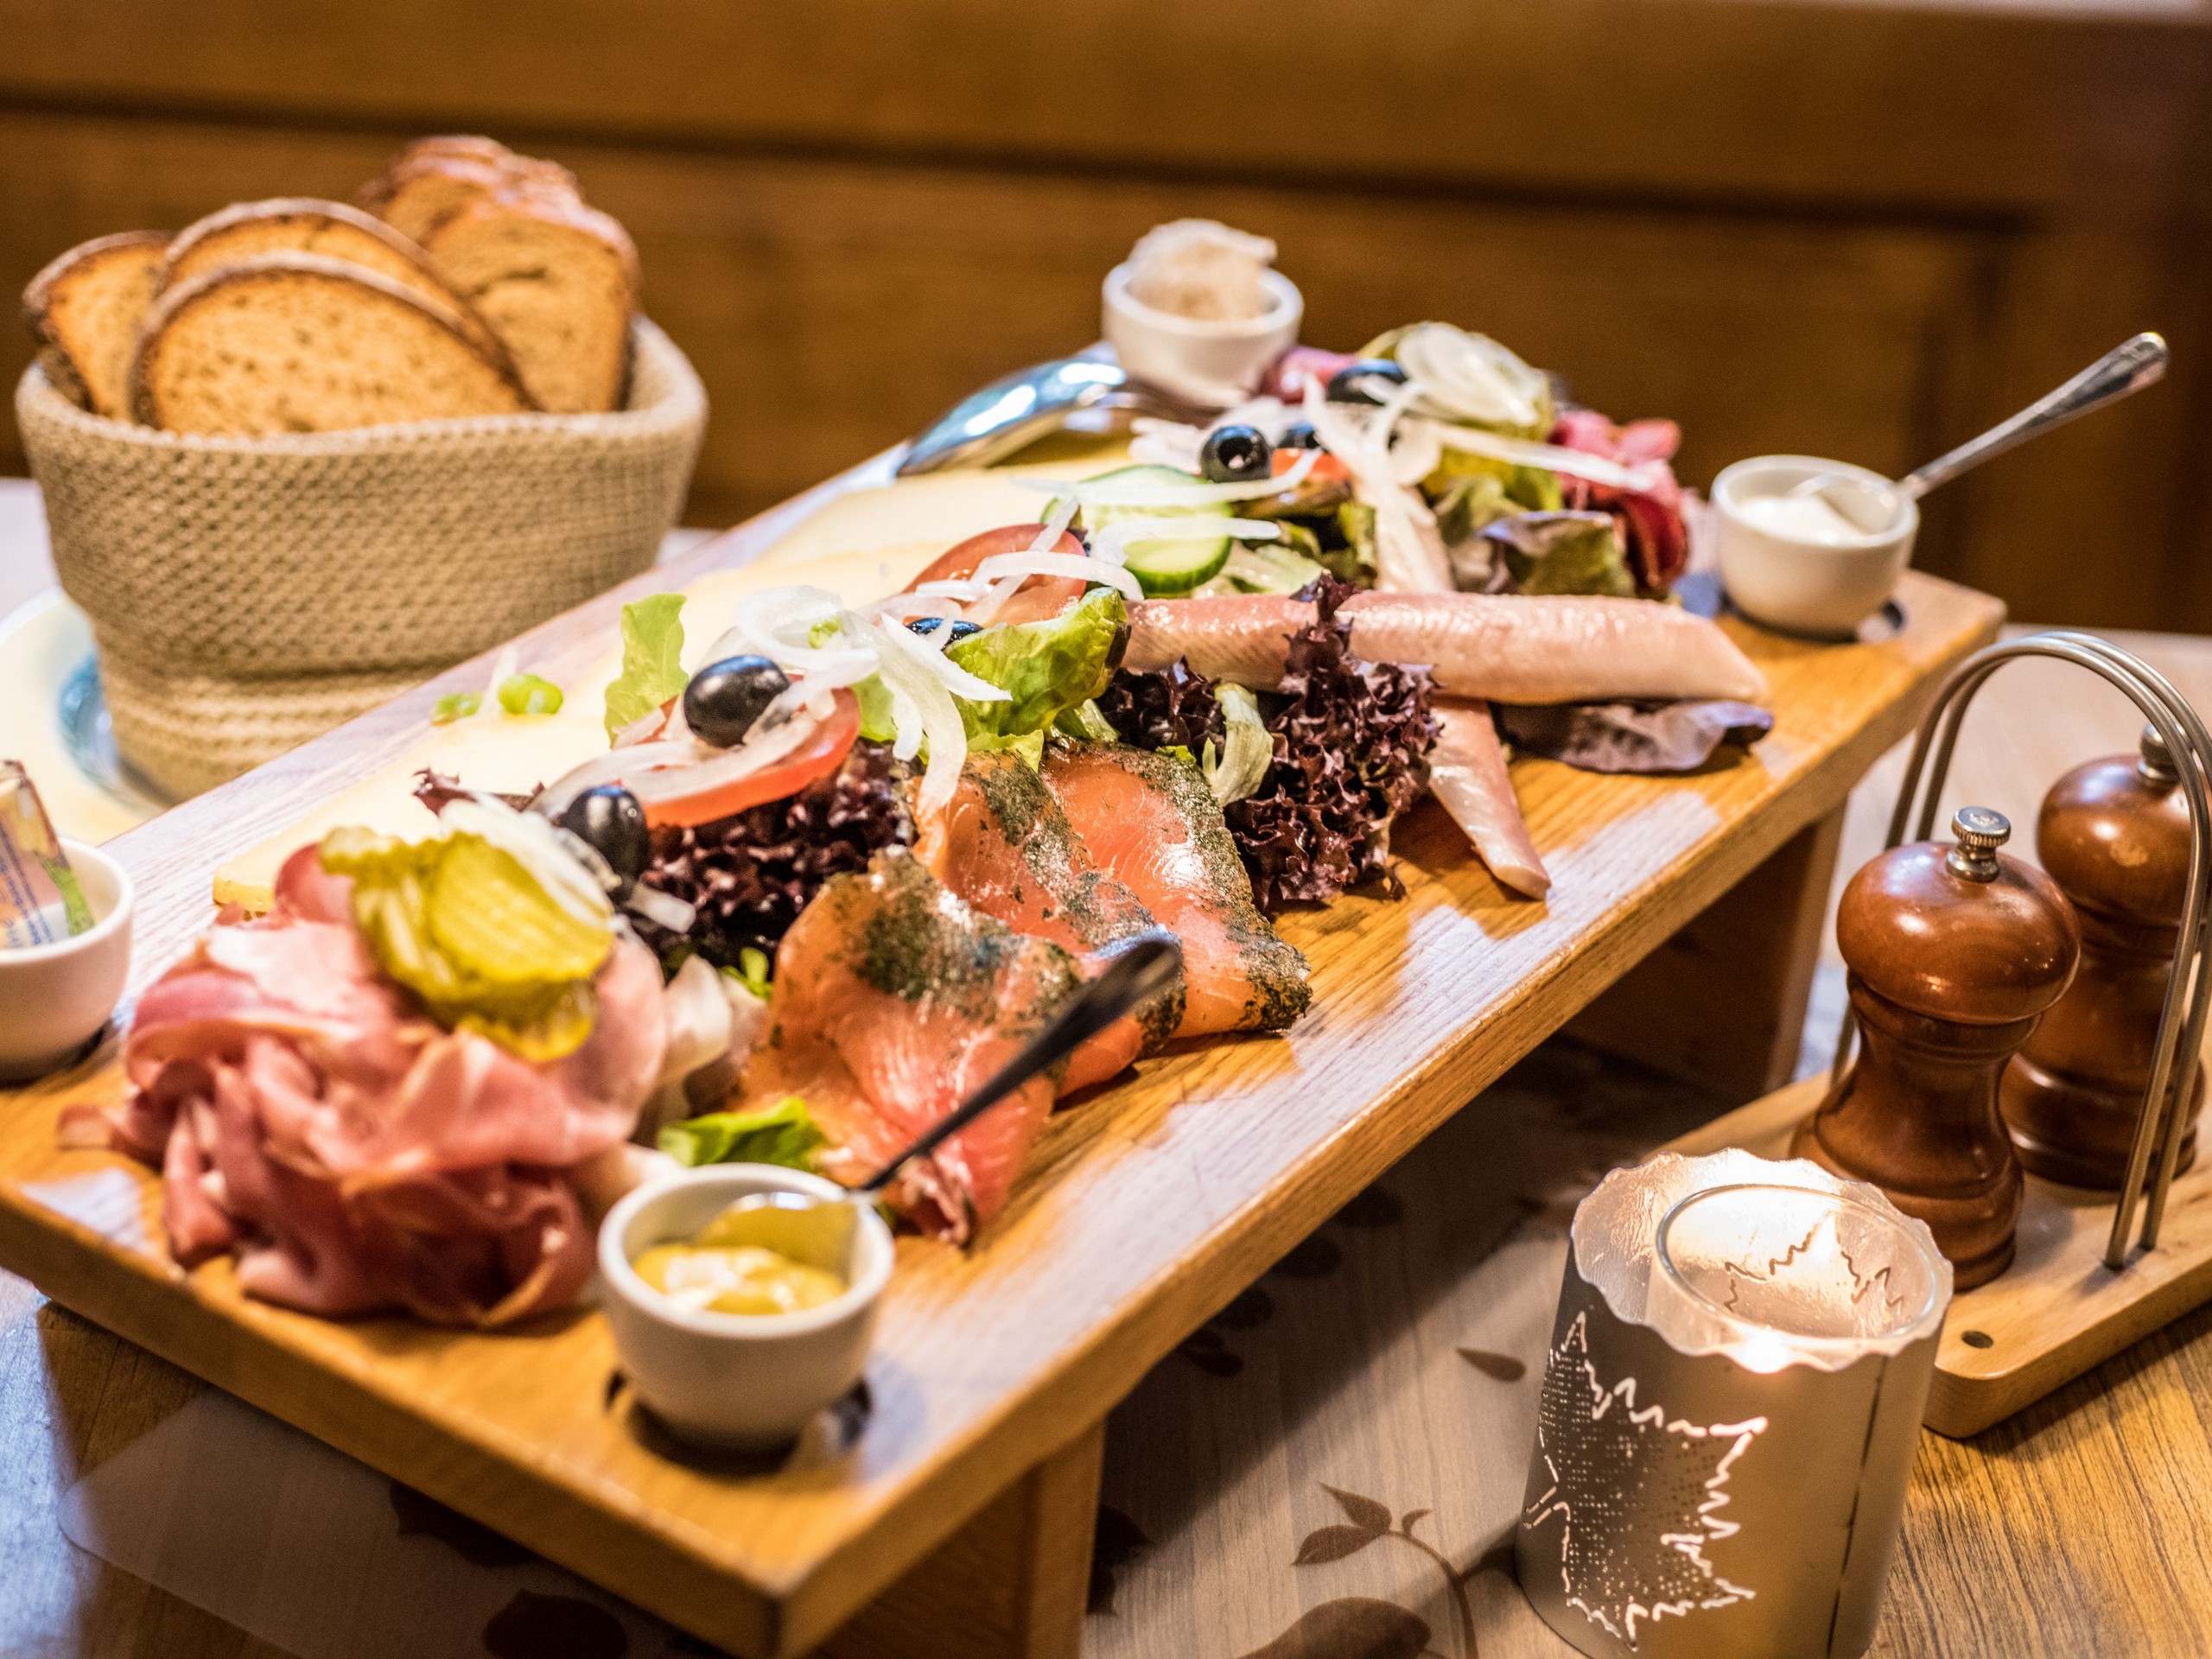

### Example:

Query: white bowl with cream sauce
xmin=1713 ymin=455 xmax=1917 ymax=639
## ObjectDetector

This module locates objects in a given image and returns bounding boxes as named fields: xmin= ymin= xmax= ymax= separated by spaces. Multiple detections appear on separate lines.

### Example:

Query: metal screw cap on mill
xmin=2002 ymin=724 xmax=2203 ymax=1190
xmin=1945 ymin=804 xmax=2011 ymax=880
xmin=1792 ymin=805 xmax=2082 ymax=1287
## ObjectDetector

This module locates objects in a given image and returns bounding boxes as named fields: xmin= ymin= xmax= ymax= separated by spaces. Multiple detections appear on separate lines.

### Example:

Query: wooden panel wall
xmin=2 ymin=0 xmax=2208 ymax=631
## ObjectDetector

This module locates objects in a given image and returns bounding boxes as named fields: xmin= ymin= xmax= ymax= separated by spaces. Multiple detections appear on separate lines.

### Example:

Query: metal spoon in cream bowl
xmin=1715 ymin=333 xmax=2166 ymax=639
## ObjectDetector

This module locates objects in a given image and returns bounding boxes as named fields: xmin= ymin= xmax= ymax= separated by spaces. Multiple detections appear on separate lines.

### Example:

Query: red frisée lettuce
xmin=1098 ymin=575 xmax=1438 ymax=911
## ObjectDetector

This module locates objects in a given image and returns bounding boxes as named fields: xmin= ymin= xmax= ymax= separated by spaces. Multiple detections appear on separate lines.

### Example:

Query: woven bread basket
xmin=17 ymin=316 xmax=706 ymax=798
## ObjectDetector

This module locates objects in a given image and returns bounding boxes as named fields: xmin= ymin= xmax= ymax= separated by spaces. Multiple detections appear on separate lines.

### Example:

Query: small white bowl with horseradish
xmin=1102 ymin=219 xmax=1303 ymax=406
xmin=1713 ymin=455 xmax=1917 ymax=639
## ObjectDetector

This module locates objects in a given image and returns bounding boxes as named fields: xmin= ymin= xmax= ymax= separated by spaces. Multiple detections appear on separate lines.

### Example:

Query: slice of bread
xmin=358 ymin=136 xmax=580 ymax=245
xmin=423 ymin=192 xmax=638 ymax=413
xmin=131 ymin=251 xmax=534 ymax=435
xmin=22 ymin=230 xmax=171 ymax=418
xmin=159 ymin=196 xmax=517 ymax=375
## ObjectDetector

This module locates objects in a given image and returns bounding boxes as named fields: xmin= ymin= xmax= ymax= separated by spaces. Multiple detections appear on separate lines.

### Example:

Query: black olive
xmin=907 ymin=615 xmax=983 ymax=643
xmin=683 ymin=654 xmax=790 ymax=747
xmin=556 ymin=785 xmax=648 ymax=892
xmin=1276 ymin=420 xmax=1319 ymax=450
xmin=1199 ymin=423 xmax=1274 ymax=485
xmin=1325 ymin=358 xmax=1409 ymax=406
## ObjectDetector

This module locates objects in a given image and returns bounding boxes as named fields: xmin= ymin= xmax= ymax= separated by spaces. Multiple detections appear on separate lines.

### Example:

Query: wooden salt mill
xmin=2002 ymin=727 xmax=2202 ymax=1188
xmin=1793 ymin=807 xmax=2081 ymax=1287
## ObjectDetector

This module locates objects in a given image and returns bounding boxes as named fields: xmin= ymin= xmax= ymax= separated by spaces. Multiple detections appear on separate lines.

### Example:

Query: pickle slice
xmin=425 ymin=834 xmax=609 ymax=988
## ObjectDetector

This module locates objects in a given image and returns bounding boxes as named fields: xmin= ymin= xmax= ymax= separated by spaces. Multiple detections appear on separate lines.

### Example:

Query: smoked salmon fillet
xmin=919 ymin=751 xmax=1184 ymax=1091
xmin=1040 ymin=744 xmax=1311 ymax=1038
xmin=741 ymin=850 xmax=1082 ymax=1242
xmin=1124 ymin=591 xmax=1768 ymax=706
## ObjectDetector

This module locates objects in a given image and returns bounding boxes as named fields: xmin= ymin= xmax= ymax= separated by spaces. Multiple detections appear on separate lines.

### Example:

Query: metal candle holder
xmin=1830 ymin=631 xmax=2212 ymax=1268
xmin=1517 ymin=1151 xmax=1951 ymax=1659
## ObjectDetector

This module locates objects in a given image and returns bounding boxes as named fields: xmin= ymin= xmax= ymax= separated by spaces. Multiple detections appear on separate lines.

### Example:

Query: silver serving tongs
xmin=896 ymin=356 xmax=1217 ymax=475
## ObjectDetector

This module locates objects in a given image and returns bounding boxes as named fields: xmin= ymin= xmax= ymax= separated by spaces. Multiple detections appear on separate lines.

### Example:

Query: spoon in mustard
xmin=704 ymin=934 xmax=1185 ymax=1267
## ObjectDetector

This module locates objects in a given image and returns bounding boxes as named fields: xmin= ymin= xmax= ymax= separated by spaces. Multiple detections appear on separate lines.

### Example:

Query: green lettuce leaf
xmin=970 ymin=728 xmax=1047 ymax=768
xmin=1426 ymin=449 xmax=1561 ymax=513
xmin=1202 ymin=683 xmax=1273 ymax=804
xmin=852 ymin=673 xmax=898 ymax=743
xmin=1482 ymin=511 xmax=1637 ymax=598
xmin=603 ymin=593 xmax=689 ymax=740
xmin=1055 ymin=698 xmax=1122 ymax=743
xmin=1325 ymin=501 xmax=1379 ymax=585
xmin=1222 ymin=541 xmax=1325 ymax=594
xmin=947 ymin=588 xmax=1128 ymax=741
xmin=1430 ymin=473 xmax=1516 ymax=549
xmin=659 ymin=1096 xmax=827 ymax=1171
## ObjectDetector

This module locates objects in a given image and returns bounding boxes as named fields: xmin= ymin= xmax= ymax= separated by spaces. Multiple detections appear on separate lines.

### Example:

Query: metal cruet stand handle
xmin=1830 ymin=631 xmax=2212 ymax=1268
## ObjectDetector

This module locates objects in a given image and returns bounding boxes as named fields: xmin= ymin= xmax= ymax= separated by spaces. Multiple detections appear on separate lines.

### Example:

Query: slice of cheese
xmin=207 ymin=443 xmax=1133 ymax=912
xmin=744 ymin=455 xmax=1102 ymax=573
xmin=210 ymin=707 xmax=607 ymax=911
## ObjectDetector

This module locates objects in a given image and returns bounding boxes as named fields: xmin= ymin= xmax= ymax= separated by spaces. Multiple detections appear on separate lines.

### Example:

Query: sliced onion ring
xmin=624 ymin=710 xmax=823 ymax=810
xmin=969 ymin=550 xmax=1142 ymax=599
xmin=1398 ymin=416 xmax=1660 ymax=492
xmin=626 ymin=885 xmax=698 ymax=933
xmin=869 ymin=614 xmax=1009 ymax=702
xmin=534 ymin=739 xmax=706 ymax=820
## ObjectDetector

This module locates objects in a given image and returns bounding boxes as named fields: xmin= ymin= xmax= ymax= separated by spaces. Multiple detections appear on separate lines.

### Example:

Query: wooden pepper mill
xmin=2002 ymin=726 xmax=2202 ymax=1188
xmin=1793 ymin=806 xmax=2081 ymax=1287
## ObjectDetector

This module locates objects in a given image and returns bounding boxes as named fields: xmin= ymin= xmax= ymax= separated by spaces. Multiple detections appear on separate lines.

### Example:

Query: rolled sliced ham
xmin=105 ymin=844 xmax=667 ymax=1326
xmin=1427 ymin=698 xmax=1550 ymax=899
xmin=1126 ymin=591 xmax=1769 ymax=707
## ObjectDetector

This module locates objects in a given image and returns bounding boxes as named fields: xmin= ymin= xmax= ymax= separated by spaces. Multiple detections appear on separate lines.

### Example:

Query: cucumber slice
xmin=1076 ymin=464 xmax=1234 ymax=596
xmin=1122 ymin=532 xmax=1234 ymax=595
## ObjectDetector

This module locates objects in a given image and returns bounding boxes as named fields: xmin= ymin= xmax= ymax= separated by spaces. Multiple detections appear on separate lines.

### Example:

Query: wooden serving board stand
xmin=0 ymin=446 xmax=2002 ymax=1659
xmin=1672 ymin=1077 xmax=2212 ymax=1439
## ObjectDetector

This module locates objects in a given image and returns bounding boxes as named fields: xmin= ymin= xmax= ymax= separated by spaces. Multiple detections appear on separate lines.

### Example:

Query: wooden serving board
xmin=1675 ymin=1076 xmax=2212 ymax=1440
xmin=0 ymin=444 xmax=2002 ymax=1658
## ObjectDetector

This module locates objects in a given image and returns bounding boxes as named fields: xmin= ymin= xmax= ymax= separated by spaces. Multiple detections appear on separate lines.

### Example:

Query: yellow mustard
xmin=631 ymin=1198 xmax=849 ymax=1318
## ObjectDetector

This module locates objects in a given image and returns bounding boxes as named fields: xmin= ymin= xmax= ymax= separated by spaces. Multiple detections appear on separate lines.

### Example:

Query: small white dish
xmin=0 ymin=837 xmax=134 ymax=1081
xmin=1102 ymin=262 xmax=1302 ymax=407
xmin=598 ymin=1164 xmax=893 ymax=1450
xmin=1713 ymin=454 xmax=1918 ymax=639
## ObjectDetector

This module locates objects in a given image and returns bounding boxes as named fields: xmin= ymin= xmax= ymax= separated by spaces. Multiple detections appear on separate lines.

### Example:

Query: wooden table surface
xmin=5 ymin=486 xmax=2212 ymax=1655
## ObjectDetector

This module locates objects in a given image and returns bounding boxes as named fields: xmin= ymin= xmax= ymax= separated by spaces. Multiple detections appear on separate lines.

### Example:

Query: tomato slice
xmin=637 ymin=690 xmax=861 ymax=829
xmin=907 ymin=524 xmax=1090 ymax=626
